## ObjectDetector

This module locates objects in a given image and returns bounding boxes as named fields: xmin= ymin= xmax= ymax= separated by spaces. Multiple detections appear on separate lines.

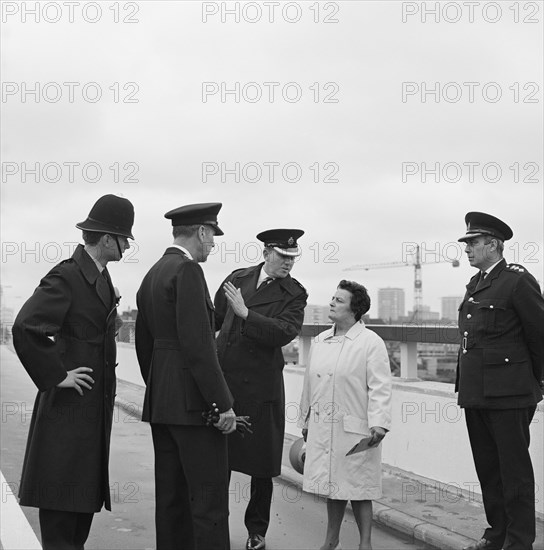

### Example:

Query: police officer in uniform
xmin=456 ymin=212 xmax=544 ymax=550
xmin=13 ymin=194 xmax=135 ymax=550
xmin=135 ymin=203 xmax=236 ymax=550
xmin=214 ymin=229 xmax=308 ymax=550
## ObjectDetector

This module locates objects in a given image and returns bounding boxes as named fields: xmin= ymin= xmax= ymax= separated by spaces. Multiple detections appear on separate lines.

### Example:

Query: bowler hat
xmin=76 ymin=195 xmax=135 ymax=239
xmin=458 ymin=212 xmax=513 ymax=242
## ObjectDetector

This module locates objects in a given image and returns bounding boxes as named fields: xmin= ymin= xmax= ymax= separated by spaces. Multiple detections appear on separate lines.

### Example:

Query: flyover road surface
xmin=1 ymin=345 xmax=431 ymax=550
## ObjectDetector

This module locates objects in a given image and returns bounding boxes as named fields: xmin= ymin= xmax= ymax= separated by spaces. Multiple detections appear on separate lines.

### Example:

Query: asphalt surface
xmin=1 ymin=345 xmax=431 ymax=550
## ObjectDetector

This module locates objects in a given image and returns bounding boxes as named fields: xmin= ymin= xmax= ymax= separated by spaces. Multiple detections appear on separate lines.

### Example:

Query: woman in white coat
xmin=299 ymin=280 xmax=392 ymax=550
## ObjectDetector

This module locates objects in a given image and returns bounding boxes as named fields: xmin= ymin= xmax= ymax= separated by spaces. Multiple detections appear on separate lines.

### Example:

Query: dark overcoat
xmin=214 ymin=263 xmax=307 ymax=477
xmin=12 ymin=245 xmax=118 ymax=513
xmin=135 ymin=247 xmax=233 ymax=424
xmin=455 ymin=259 xmax=544 ymax=408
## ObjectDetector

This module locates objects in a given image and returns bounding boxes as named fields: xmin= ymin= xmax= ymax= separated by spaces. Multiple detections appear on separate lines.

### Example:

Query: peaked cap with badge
xmin=257 ymin=228 xmax=304 ymax=257
xmin=455 ymin=211 xmax=544 ymax=549
xmin=164 ymin=202 xmax=224 ymax=235
xmin=458 ymin=211 xmax=513 ymax=243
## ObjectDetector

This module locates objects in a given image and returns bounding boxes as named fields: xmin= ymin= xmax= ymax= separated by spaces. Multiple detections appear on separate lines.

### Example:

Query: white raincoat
xmin=298 ymin=321 xmax=392 ymax=500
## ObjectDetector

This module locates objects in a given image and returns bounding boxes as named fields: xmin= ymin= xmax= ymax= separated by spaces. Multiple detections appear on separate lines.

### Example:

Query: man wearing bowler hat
xmin=214 ymin=229 xmax=308 ymax=550
xmin=135 ymin=203 xmax=236 ymax=550
xmin=456 ymin=212 xmax=543 ymax=550
xmin=12 ymin=194 xmax=135 ymax=550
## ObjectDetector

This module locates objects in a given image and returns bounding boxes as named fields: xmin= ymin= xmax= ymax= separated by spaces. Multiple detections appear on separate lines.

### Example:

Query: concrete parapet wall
xmin=282 ymin=366 xmax=544 ymax=516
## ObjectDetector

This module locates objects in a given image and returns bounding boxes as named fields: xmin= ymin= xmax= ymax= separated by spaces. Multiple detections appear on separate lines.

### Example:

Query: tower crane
xmin=343 ymin=245 xmax=459 ymax=322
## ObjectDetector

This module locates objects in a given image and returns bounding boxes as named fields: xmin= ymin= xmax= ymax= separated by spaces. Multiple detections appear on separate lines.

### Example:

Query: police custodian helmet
xmin=76 ymin=194 xmax=135 ymax=239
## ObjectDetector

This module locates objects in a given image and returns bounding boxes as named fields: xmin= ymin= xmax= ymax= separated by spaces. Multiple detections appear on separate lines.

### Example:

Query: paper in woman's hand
xmin=346 ymin=436 xmax=373 ymax=456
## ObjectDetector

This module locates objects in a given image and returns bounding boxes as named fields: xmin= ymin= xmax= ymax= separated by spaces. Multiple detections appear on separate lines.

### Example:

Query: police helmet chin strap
xmin=114 ymin=235 xmax=123 ymax=258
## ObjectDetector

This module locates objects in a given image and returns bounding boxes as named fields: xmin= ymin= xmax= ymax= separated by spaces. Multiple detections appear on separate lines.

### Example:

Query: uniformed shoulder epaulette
xmin=291 ymin=277 xmax=308 ymax=295
xmin=506 ymin=263 xmax=526 ymax=274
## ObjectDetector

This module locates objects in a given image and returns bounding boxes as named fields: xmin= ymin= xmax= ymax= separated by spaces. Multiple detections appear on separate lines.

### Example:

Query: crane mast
xmin=344 ymin=244 xmax=459 ymax=322
xmin=413 ymin=245 xmax=422 ymax=322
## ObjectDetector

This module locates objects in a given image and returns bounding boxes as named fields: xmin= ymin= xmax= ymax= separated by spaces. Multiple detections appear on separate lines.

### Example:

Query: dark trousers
xmin=151 ymin=423 xmax=230 ymax=550
xmin=465 ymin=407 xmax=536 ymax=550
xmin=39 ymin=509 xmax=93 ymax=550
xmin=243 ymin=476 xmax=273 ymax=537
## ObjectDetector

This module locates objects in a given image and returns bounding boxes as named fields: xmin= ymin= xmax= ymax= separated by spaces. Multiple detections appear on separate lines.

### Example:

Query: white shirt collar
xmin=257 ymin=266 xmax=274 ymax=287
xmin=484 ymin=259 xmax=502 ymax=276
xmin=171 ymin=244 xmax=193 ymax=260
xmin=84 ymin=247 xmax=104 ymax=273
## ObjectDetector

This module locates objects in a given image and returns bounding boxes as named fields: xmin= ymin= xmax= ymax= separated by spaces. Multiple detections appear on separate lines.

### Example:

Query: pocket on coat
xmin=483 ymin=349 xmax=535 ymax=397
xmin=342 ymin=414 xmax=369 ymax=435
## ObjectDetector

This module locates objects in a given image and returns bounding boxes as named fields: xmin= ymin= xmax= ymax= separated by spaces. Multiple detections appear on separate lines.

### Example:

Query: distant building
xmin=441 ymin=296 xmax=463 ymax=322
xmin=405 ymin=305 xmax=440 ymax=322
xmin=118 ymin=308 xmax=138 ymax=343
xmin=0 ymin=285 xmax=14 ymax=343
xmin=378 ymin=288 xmax=405 ymax=322
xmin=304 ymin=304 xmax=330 ymax=325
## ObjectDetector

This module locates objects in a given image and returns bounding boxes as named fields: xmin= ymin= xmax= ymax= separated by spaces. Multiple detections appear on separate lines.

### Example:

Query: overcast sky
xmin=1 ymin=1 xmax=543 ymax=318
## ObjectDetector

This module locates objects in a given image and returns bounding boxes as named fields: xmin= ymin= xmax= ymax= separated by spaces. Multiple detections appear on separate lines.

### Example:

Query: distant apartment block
xmin=378 ymin=288 xmax=405 ymax=322
xmin=441 ymin=296 xmax=463 ymax=322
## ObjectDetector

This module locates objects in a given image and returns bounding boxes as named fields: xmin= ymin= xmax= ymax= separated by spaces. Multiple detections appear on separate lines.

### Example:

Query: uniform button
xmin=467 ymin=314 xmax=472 ymax=319
xmin=468 ymin=297 xmax=474 ymax=302
xmin=462 ymin=350 xmax=467 ymax=354
xmin=489 ymin=305 xmax=494 ymax=309
xmin=463 ymin=331 xmax=468 ymax=336
xmin=505 ymin=358 xmax=509 ymax=362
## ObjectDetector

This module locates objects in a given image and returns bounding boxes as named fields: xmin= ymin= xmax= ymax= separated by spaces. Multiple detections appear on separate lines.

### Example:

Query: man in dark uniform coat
xmin=135 ymin=203 xmax=236 ymax=550
xmin=456 ymin=212 xmax=544 ymax=550
xmin=12 ymin=194 xmax=135 ymax=550
xmin=214 ymin=229 xmax=308 ymax=550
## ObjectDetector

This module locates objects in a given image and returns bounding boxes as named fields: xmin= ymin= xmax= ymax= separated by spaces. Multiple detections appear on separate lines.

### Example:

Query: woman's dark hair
xmin=337 ymin=280 xmax=371 ymax=322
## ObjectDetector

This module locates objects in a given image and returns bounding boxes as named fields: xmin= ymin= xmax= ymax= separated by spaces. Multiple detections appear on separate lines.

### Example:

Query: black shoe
xmin=246 ymin=534 xmax=266 ymax=550
xmin=462 ymin=539 xmax=502 ymax=550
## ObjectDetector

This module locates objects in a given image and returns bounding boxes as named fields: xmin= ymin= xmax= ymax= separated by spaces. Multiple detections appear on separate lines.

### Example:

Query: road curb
xmin=115 ymin=396 xmax=477 ymax=550
xmin=278 ymin=460 xmax=477 ymax=550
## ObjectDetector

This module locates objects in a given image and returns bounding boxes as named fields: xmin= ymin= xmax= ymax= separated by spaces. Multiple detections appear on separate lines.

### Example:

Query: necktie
xmin=257 ymin=277 xmax=273 ymax=290
xmin=475 ymin=271 xmax=487 ymax=291
xmin=96 ymin=270 xmax=112 ymax=307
